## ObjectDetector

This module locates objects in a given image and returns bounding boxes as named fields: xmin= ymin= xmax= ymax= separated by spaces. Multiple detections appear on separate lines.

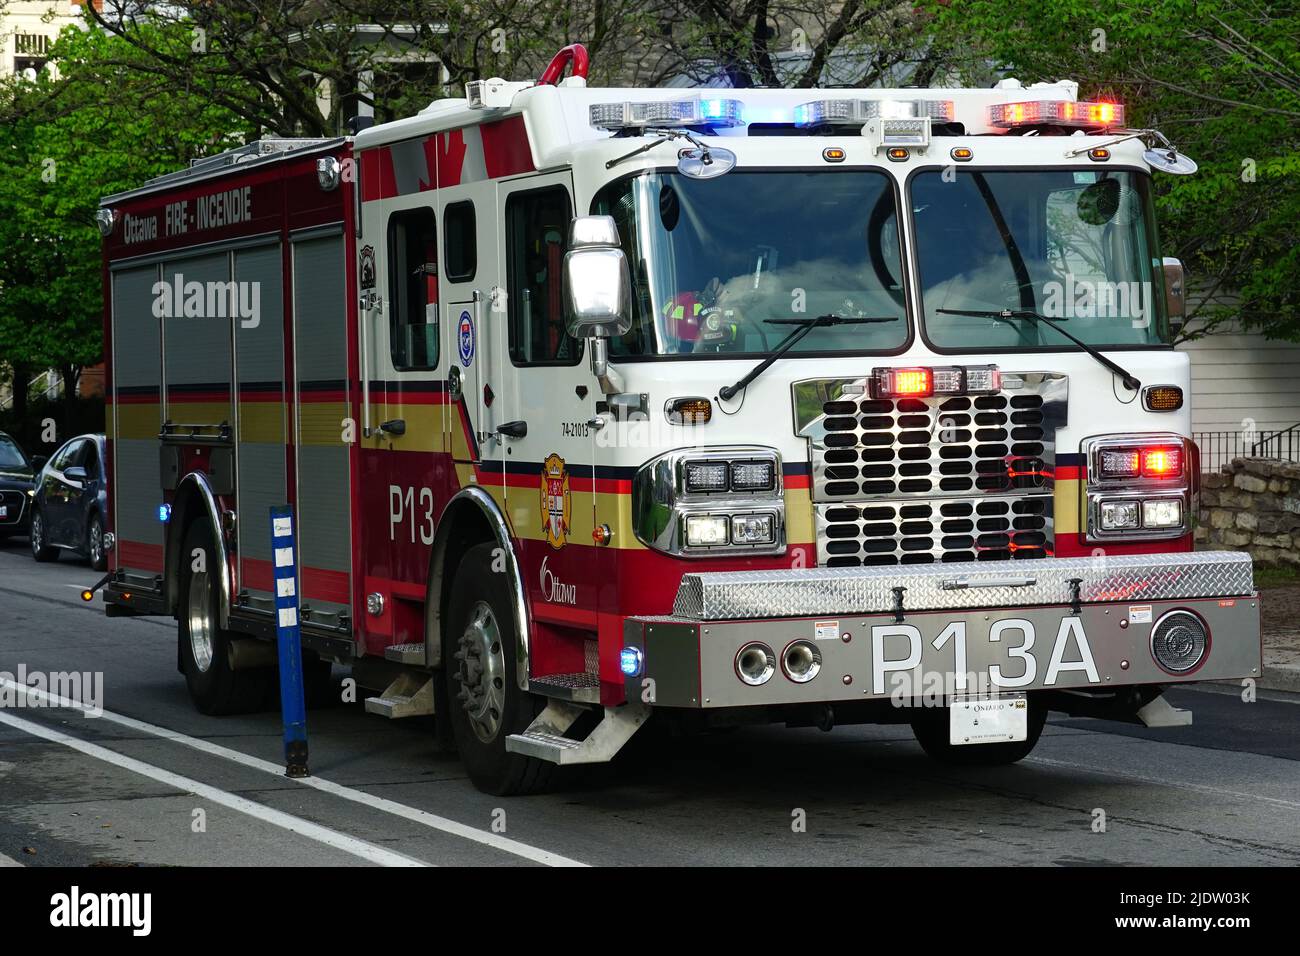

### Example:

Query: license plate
xmin=0 ymin=505 xmax=7 ymax=518
xmin=949 ymin=694 xmax=1028 ymax=746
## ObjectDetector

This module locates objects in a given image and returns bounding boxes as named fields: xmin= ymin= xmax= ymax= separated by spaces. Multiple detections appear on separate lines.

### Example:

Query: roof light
xmin=989 ymin=100 xmax=1124 ymax=129
xmin=793 ymin=98 xmax=953 ymax=127
xmin=590 ymin=97 xmax=744 ymax=130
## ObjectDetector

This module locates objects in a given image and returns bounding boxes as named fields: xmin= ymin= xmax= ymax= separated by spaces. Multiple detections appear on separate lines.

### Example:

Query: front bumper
xmin=623 ymin=551 xmax=1261 ymax=708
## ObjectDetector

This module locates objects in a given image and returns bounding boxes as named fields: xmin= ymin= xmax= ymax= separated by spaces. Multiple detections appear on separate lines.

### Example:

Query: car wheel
xmin=443 ymin=542 xmax=555 ymax=796
xmin=909 ymin=697 xmax=1047 ymax=766
xmin=178 ymin=520 xmax=271 ymax=715
xmin=87 ymin=513 xmax=107 ymax=571
xmin=30 ymin=509 xmax=58 ymax=562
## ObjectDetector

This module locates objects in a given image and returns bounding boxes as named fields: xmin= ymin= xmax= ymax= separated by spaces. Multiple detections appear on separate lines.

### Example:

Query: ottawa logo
xmin=457 ymin=309 xmax=475 ymax=366
xmin=540 ymin=453 xmax=571 ymax=549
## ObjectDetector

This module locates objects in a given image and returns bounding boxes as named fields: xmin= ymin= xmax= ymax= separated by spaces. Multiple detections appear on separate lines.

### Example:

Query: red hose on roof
xmin=538 ymin=44 xmax=590 ymax=85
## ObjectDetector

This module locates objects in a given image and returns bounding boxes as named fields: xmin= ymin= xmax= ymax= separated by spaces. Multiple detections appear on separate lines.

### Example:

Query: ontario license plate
xmin=0 ymin=505 xmax=7 ymax=518
xmin=950 ymin=694 xmax=1028 ymax=746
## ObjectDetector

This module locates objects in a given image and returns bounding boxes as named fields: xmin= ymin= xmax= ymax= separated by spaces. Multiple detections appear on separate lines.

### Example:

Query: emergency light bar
xmin=589 ymin=97 xmax=744 ymax=130
xmin=989 ymin=100 xmax=1124 ymax=130
xmin=793 ymin=98 xmax=954 ymax=128
xmin=870 ymin=365 xmax=1001 ymax=400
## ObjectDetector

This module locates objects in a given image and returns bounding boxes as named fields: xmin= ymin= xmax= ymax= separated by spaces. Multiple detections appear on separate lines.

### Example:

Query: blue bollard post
xmin=270 ymin=504 xmax=309 ymax=777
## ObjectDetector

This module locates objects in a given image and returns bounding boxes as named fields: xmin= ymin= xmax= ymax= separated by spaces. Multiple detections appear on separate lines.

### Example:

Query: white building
xmin=1 ymin=1 xmax=94 ymax=78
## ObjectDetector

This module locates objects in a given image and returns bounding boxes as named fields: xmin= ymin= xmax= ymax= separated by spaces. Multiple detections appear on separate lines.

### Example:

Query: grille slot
xmin=797 ymin=375 xmax=1066 ymax=567
xmin=816 ymin=394 xmax=1047 ymax=499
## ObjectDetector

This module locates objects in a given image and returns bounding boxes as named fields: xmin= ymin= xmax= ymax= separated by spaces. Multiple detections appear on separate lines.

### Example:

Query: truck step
xmin=529 ymin=672 xmax=600 ymax=704
xmin=506 ymin=700 xmax=649 ymax=765
xmin=384 ymin=642 xmax=428 ymax=666
xmin=364 ymin=673 xmax=435 ymax=718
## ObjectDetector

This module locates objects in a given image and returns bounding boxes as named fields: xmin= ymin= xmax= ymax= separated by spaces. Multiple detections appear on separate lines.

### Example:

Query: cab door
xmin=493 ymin=172 xmax=600 ymax=637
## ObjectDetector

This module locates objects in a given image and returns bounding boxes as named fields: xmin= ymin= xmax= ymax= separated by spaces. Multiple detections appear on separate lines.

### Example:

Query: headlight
xmin=633 ymin=447 xmax=786 ymax=557
xmin=1083 ymin=433 xmax=1193 ymax=541
xmin=1099 ymin=499 xmax=1140 ymax=531
xmin=685 ymin=514 xmax=730 ymax=547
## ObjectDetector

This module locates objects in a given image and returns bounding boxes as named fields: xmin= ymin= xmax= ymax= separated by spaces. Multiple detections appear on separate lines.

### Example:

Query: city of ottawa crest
xmin=541 ymin=454 xmax=571 ymax=549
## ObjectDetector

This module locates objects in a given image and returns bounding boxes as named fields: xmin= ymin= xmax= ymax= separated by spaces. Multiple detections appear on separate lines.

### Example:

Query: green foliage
xmin=927 ymin=0 xmax=1299 ymax=339
xmin=0 ymin=19 xmax=254 ymax=377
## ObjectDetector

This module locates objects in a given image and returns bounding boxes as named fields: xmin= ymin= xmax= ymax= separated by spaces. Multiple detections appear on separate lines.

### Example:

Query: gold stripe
xmin=116 ymin=403 xmax=161 ymax=441
xmin=297 ymin=402 xmax=350 ymax=446
xmin=1054 ymin=479 xmax=1082 ymax=535
xmin=238 ymin=402 xmax=285 ymax=444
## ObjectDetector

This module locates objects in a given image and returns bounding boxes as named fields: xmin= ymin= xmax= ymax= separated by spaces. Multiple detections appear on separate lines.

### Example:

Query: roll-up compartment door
xmin=293 ymin=233 xmax=352 ymax=626
xmin=110 ymin=264 xmax=165 ymax=580
xmin=233 ymin=242 xmax=286 ymax=609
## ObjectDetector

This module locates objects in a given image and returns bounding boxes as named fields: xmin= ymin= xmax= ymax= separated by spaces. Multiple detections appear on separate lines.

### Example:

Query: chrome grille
xmin=0 ymin=490 xmax=26 ymax=526
xmin=793 ymin=373 xmax=1067 ymax=567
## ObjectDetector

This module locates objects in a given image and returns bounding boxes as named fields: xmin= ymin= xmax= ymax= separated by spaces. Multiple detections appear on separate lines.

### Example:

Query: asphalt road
xmin=1 ymin=540 xmax=1298 ymax=867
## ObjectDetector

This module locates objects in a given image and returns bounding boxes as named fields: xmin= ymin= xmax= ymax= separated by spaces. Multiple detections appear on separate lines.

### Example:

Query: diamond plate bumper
xmin=672 ymin=550 xmax=1254 ymax=621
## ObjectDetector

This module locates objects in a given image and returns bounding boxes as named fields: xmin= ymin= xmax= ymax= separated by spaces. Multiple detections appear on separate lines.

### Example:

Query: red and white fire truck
xmin=97 ymin=45 xmax=1261 ymax=794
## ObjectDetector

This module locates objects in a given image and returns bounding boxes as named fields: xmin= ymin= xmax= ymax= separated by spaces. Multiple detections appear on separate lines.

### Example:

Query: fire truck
xmin=97 ymin=44 xmax=1261 ymax=794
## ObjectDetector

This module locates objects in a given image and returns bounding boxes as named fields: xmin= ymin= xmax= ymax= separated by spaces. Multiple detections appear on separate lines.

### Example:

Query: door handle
xmin=496 ymin=421 xmax=527 ymax=439
xmin=379 ymin=419 xmax=406 ymax=436
xmin=940 ymin=575 xmax=1037 ymax=590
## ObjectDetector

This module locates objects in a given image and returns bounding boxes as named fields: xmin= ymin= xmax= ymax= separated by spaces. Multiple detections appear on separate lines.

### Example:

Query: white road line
xmin=1026 ymin=755 xmax=1300 ymax=812
xmin=0 ymin=707 xmax=426 ymax=867
xmin=0 ymin=852 xmax=24 ymax=867
xmin=0 ymin=678 xmax=588 ymax=867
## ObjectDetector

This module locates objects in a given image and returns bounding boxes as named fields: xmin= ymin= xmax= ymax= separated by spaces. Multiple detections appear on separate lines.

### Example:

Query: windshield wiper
xmin=606 ymin=128 xmax=710 ymax=170
xmin=718 ymin=314 xmax=898 ymax=401
xmin=936 ymin=308 xmax=1141 ymax=391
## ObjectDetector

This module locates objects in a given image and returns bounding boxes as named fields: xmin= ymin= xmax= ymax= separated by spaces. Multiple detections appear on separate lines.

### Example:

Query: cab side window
xmin=78 ymin=441 xmax=101 ymax=480
xmin=387 ymin=207 xmax=439 ymax=370
xmin=52 ymin=440 xmax=81 ymax=472
xmin=505 ymin=187 xmax=580 ymax=366
xmin=444 ymin=201 xmax=476 ymax=282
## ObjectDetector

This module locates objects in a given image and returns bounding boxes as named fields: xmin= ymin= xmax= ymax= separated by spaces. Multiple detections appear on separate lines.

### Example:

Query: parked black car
xmin=31 ymin=433 xmax=109 ymax=571
xmin=0 ymin=431 xmax=40 ymax=542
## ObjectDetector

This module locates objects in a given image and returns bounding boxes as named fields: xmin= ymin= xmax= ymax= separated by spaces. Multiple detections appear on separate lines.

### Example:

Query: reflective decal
xmin=457 ymin=309 xmax=475 ymax=366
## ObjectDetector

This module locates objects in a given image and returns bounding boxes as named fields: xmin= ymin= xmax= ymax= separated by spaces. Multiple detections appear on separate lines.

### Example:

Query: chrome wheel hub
xmin=89 ymin=523 xmax=102 ymax=564
xmin=186 ymin=566 xmax=215 ymax=673
xmin=31 ymin=513 xmax=42 ymax=551
xmin=454 ymin=601 xmax=506 ymax=743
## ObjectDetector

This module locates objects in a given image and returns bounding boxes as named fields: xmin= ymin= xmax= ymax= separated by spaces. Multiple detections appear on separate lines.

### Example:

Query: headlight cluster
xmin=1084 ymin=434 xmax=1193 ymax=541
xmin=633 ymin=447 xmax=785 ymax=556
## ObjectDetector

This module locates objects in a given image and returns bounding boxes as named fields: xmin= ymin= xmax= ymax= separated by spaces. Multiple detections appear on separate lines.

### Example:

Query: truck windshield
xmin=912 ymin=169 xmax=1169 ymax=349
xmin=592 ymin=170 xmax=907 ymax=358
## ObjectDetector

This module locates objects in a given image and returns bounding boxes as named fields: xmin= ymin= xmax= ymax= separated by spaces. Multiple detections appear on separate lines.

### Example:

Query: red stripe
xmin=302 ymin=567 xmax=350 ymax=604
xmin=117 ymin=540 xmax=163 ymax=572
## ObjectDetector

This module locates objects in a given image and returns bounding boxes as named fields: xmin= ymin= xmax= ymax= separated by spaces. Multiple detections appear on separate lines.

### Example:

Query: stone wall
xmin=1198 ymin=458 xmax=1300 ymax=564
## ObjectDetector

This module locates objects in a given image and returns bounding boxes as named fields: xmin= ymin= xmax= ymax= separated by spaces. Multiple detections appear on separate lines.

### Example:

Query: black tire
xmin=178 ymin=521 xmax=271 ymax=715
xmin=443 ymin=543 xmax=554 ymax=796
xmin=910 ymin=697 xmax=1047 ymax=766
xmin=87 ymin=513 xmax=107 ymax=571
xmin=30 ymin=508 xmax=58 ymax=562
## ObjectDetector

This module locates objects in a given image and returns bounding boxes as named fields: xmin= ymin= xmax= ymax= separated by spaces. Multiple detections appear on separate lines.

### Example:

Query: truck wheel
xmin=179 ymin=521 xmax=270 ymax=715
xmin=30 ymin=509 xmax=58 ymax=562
xmin=87 ymin=513 xmax=107 ymax=571
xmin=443 ymin=543 xmax=554 ymax=796
xmin=909 ymin=698 xmax=1047 ymax=766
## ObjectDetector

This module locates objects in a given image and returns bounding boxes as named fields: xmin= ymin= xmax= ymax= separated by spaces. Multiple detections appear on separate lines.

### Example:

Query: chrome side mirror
xmin=562 ymin=215 xmax=632 ymax=339
xmin=1162 ymin=256 xmax=1185 ymax=331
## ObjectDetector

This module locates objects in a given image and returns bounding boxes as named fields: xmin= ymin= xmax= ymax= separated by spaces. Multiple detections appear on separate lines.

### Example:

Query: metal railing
xmin=0 ymin=369 xmax=61 ymax=411
xmin=1193 ymin=424 xmax=1300 ymax=473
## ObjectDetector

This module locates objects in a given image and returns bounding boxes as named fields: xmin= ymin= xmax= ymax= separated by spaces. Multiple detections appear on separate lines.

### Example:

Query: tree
xmin=0 ymin=20 xmax=255 ymax=433
xmin=926 ymin=0 xmax=1300 ymax=340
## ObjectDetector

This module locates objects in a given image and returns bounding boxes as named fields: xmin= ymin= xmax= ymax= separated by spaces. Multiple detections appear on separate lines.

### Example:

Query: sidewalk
xmin=1255 ymin=585 xmax=1300 ymax=693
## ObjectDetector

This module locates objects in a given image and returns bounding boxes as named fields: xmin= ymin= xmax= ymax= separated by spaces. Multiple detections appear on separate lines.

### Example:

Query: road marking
xmin=0 ymin=678 xmax=588 ymax=867
xmin=0 ymin=852 xmax=23 ymax=867
xmin=1026 ymin=754 xmax=1300 ymax=812
xmin=0 ymin=707 xmax=426 ymax=867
